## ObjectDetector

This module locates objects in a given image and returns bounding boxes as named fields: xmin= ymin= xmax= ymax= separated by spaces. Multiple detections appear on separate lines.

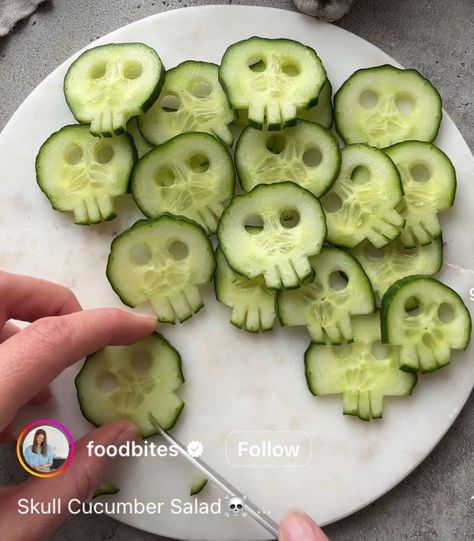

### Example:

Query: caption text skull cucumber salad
xmin=35 ymin=38 xmax=471 ymax=442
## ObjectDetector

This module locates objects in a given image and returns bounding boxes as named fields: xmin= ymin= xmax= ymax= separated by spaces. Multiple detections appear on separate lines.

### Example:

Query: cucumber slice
xmin=352 ymin=237 xmax=443 ymax=299
xmin=320 ymin=144 xmax=404 ymax=249
xmin=217 ymin=182 xmax=326 ymax=290
xmin=305 ymin=313 xmax=417 ymax=420
xmin=298 ymin=79 xmax=333 ymax=129
xmin=384 ymin=141 xmax=456 ymax=248
xmin=64 ymin=43 xmax=164 ymax=137
xmin=190 ymin=476 xmax=208 ymax=496
xmin=219 ymin=37 xmax=326 ymax=130
xmin=235 ymin=120 xmax=341 ymax=197
xmin=131 ymin=132 xmax=235 ymax=234
xmin=75 ymin=333 xmax=185 ymax=438
xmin=36 ymin=124 xmax=136 ymax=225
xmin=107 ymin=215 xmax=215 ymax=323
xmin=138 ymin=61 xmax=235 ymax=146
xmin=381 ymin=276 xmax=471 ymax=373
xmin=92 ymin=483 xmax=120 ymax=499
xmin=215 ymin=247 xmax=276 ymax=333
xmin=334 ymin=65 xmax=442 ymax=148
xmin=127 ymin=117 xmax=153 ymax=158
xmin=278 ymin=247 xmax=375 ymax=344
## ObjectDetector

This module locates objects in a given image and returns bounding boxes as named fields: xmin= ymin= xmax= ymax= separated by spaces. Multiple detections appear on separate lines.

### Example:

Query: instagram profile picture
xmin=17 ymin=420 xmax=74 ymax=478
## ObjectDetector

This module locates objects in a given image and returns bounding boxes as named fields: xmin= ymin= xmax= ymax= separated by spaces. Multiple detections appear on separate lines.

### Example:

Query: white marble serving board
xmin=1 ymin=6 xmax=474 ymax=541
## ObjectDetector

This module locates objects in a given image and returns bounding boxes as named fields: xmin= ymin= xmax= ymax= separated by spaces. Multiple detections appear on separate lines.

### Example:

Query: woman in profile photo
xmin=24 ymin=429 xmax=53 ymax=472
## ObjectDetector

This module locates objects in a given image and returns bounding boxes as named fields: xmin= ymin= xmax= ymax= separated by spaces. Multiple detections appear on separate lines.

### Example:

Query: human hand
xmin=279 ymin=511 xmax=330 ymax=540
xmin=0 ymin=271 xmax=156 ymax=541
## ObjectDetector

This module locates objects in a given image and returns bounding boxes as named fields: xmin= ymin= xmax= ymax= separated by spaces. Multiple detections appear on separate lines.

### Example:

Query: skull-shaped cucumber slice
xmin=36 ymin=125 xmax=136 ymax=224
xmin=215 ymin=248 xmax=276 ymax=333
xmin=278 ymin=247 xmax=375 ymax=344
xmin=235 ymin=120 xmax=341 ymax=197
xmin=217 ymin=182 xmax=326 ymax=290
xmin=352 ymin=237 xmax=443 ymax=300
xmin=334 ymin=65 xmax=442 ymax=148
xmin=381 ymin=276 xmax=471 ymax=373
xmin=305 ymin=313 xmax=417 ymax=421
xmin=321 ymin=144 xmax=404 ymax=249
xmin=64 ymin=43 xmax=164 ymax=137
xmin=219 ymin=37 xmax=326 ymax=130
xmin=131 ymin=133 xmax=235 ymax=234
xmin=384 ymin=141 xmax=456 ymax=248
xmin=107 ymin=216 xmax=215 ymax=323
xmin=297 ymin=79 xmax=333 ymax=129
xmin=138 ymin=61 xmax=235 ymax=146
xmin=75 ymin=333 xmax=184 ymax=437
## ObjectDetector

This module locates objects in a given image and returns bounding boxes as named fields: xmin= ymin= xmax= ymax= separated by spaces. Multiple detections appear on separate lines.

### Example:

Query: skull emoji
xmin=322 ymin=144 xmax=405 ymax=249
xmin=220 ymin=37 xmax=326 ymax=130
xmin=106 ymin=215 xmax=215 ymax=324
xmin=138 ymin=61 xmax=235 ymax=146
xmin=36 ymin=125 xmax=135 ymax=224
xmin=217 ymin=182 xmax=326 ymax=290
xmin=64 ymin=43 xmax=164 ymax=136
xmin=278 ymin=247 xmax=375 ymax=343
xmin=225 ymin=495 xmax=248 ymax=518
xmin=131 ymin=132 xmax=235 ymax=234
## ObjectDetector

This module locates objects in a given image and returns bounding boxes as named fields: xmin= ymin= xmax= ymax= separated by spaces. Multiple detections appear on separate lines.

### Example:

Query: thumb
xmin=279 ymin=511 xmax=330 ymax=541
xmin=3 ymin=421 xmax=139 ymax=541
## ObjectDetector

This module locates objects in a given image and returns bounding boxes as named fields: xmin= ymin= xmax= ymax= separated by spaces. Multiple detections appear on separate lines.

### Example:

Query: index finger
xmin=0 ymin=308 xmax=156 ymax=430
xmin=0 ymin=271 xmax=82 ymax=329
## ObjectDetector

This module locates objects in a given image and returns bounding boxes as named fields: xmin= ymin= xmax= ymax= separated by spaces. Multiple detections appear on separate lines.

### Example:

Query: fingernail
xmin=280 ymin=512 xmax=325 ymax=541
xmin=114 ymin=423 xmax=140 ymax=446
xmin=134 ymin=313 xmax=157 ymax=324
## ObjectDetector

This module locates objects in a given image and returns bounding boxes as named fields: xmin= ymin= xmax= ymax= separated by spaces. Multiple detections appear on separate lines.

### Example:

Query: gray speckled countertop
xmin=0 ymin=1 xmax=473 ymax=540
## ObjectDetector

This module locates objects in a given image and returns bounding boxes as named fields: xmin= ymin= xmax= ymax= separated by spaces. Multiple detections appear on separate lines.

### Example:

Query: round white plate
xmin=2 ymin=6 xmax=474 ymax=541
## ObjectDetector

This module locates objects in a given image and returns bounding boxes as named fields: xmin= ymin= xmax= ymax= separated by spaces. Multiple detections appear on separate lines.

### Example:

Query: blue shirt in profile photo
xmin=24 ymin=445 xmax=53 ymax=467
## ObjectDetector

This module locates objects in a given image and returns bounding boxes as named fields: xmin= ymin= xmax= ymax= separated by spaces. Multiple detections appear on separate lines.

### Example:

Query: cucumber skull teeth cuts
xmin=36 ymin=124 xmax=136 ymax=224
xmin=217 ymin=182 xmax=327 ymax=290
xmin=219 ymin=36 xmax=326 ymax=130
xmin=107 ymin=215 xmax=215 ymax=323
xmin=278 ymin=247 xmax=375 ymax=344
xmin=64 ymin=43 xmax=165 ymax=137
xmin=305 ymin=312 xmax=417 ymax=421
xmin=381 ymin=276 xmax=472 ymax=373
xmin=321 ymin=143 xmax=405 ymax=249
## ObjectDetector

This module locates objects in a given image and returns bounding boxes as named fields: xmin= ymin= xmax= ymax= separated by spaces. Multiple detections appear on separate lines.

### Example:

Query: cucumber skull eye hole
xmin=410 ymin=163 xmax=431 ymax=182
xmin=131 ymin=350 xmax=153 ymax=371
xmin=95 ymin=143 xmax=114 ymax=164
xmin=266 ymin=134 xmax=286 ymax=154
xmin=279 ymin=209 xmax=300 ymax=228
xmin=303 ymin=147 xmax=322 ymax=167
xmin=404 ymin=296 xmax=421 ymax=316
xmin=371 ymin=340 xmax=390 ymax=360
xmin=395 ymin=94 xmax=415 ymax=114
xmin=351 ymin=165 xmax=370 ymax=184
xmin=168 ymin=241 xmax=189 ymax=261
xmin=438 ymin=302 xmax=455 ymax=323
xmin=65 ymin=145 xmax=83 ymax=165
xmin=247 ymin=58 xmax=266 ymax=72
xmin=322 ymin=192 xmax=342 ymax=213
xmin=359 ymin=89 xmax=378 ymax=109
xmin=328 ymin=270 xmax=349 ymax=291
xmin=130 ymin=244 xmax=152 ymax=265
xmin=189 ymin=154 xmax=210 ymax=173
xmin=97 ymin=372 xmax=118 ymax=392
xmin=243 ymin=214 xmax=264 ymax=233
xmin=155 ymin=166 xmax=176 ymax=187
xmin=161 ymin=95 xmax=181 ymax=113
xmin=281 ymin=62 xmax=300 ymax=77
xmin=191 ymin=81 xmax=212 ymax=98
xmin=90 ymin=62 xmax=108 ymax=79
xmin=124 ymin=61 xmax=143 ymax=80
